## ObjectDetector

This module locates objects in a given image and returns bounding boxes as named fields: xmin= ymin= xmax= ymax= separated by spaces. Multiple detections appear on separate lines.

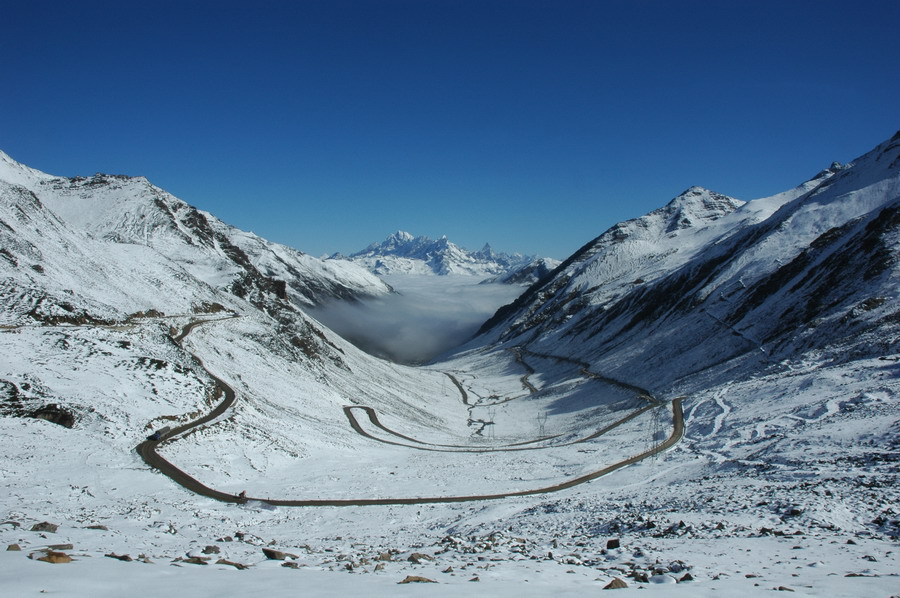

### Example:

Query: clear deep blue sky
xmin=3 ymin=0 xmax=898 ymax=259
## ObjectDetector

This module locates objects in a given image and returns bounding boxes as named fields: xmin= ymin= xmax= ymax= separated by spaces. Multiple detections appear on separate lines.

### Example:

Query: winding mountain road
xmin=136 ymin=317 xmax=685 ymax=507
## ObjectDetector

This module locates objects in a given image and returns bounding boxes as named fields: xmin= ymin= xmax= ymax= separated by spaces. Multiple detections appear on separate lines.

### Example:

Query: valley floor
xmin=1 ymin=315 xmax=897 ymax=596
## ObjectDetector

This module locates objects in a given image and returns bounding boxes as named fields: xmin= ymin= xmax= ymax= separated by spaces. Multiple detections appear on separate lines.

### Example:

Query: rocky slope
xmin=475 ymin=133 xmax=899 ymax=395
xmin=0 ymin=150 xmax=390 ymax=316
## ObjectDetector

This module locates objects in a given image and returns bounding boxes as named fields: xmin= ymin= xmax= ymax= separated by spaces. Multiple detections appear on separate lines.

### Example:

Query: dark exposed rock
xmin=30 ymin=521 xmax=58 ymax=533
xmin=262 ymin=547 xmax=298 ymax=560
xmin=216 ymin=559 xmax=249 ymax=570
xmin=35 ymin=550 xmax=72 ymax=564
xmin=181 ymin=556 xmax=209 ymax=565
xmin=105 ymin=553 xmax=133 ymax=561
xmin=604 ymin=577 xmax=628 ymax=589
xmin=629 ymin=571 xmax=650 ymax=583
xmin=398 ymin=575 xmax=437 ymax=584
xmin=29 ymin=404 xmax=75 ymax=428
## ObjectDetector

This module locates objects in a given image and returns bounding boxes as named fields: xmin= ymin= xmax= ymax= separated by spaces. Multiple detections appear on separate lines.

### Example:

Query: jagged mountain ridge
xmin=0 ymin=151 xmax=390 ymax=315
xmin=475 ymin=132 xmax=900 ymax=394
xmin=336 ymin=230 xmax=560 ymax=281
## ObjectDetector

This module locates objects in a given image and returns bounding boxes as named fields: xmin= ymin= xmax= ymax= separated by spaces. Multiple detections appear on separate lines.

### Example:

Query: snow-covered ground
xmin=1 ymin=137 xmax=898 ymax=596
xmin=1 ymin=313 xmax=896 ymax=596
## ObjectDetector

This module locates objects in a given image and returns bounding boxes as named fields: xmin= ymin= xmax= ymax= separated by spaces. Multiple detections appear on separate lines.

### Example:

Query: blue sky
xmin=3 ymin=0 xmax=898 ymax=259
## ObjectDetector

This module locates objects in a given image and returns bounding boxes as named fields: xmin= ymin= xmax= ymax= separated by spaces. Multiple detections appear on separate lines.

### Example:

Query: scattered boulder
xmin=407 ymin=552 xmax=435 ymax=564
xmin=376 ymin=552 xmax=393 ymax=561
xmin=85 ymin=525 xmax=109 ymax=531
xmin=668 ymin=560 xmax=687 ymax=573
xmin=442 ymin=566 xmax=453 ymax=573
xmin=35 ymin=550 xmax=72 ymax=564
xmin=604 ymin=577 xmax=628 ymax=589
xmin=216 ymin=559 xmax=249 ymax=570
xmin=374 ymin=562 xmax=386 ymax=571
xmin=606 ymin=538 xmax=621 ymax=550
xmin=262 ymin=547 xmax=298 ymax=560
xmin=281 ymin=562 xmax=300 ymax=569
xmin=649 ymin=574 xmax=677 ymax=584
xmin=201 ymin=545 xmax=220 ymax=555
xmin=182 ymin=556 xmax=209 ymax=565
xmin=679 ymin=573 xmax=694 ymax=582
xmin=777 ymin=587 xmax=795 ymax=592
xmin=629 ymin=571 xmax=650 ymax=583
xmin=7 ymin=544 xmax=21 ymax=551
xmin=398 ymin=575 xmax=437 ymax=584
xmin=105 ymin=553 xmax=133 ymax=562
xmin=30 ymin=521 xmax=58 ymax=533
xmin=468 ymin=576 xmax=480 ymax=582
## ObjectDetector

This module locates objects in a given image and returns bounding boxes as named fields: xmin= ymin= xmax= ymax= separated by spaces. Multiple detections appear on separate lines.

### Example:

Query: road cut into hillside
xmin=136 ymin=317 xmax=685 ymax=506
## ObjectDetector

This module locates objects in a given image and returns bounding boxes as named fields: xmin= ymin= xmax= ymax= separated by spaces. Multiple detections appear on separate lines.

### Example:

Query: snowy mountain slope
xmin=0 ymin=151 xmax=390 ymax=308
xmin=338 ymin=230 xmax=559 ymax=281
xmin=480 ymin=256 xmax=560 ymax=285
xmin=0 ymin=178 xmax=228 ymax=324
xmin=0 ymin=150 xmax=56 ymax=188
xmin=1 ymin=137 xmax=898 ymax=597
xmin=0 ymin=148 xmax=655 ymax=498
xmin=475 ymin=132 xmax=900 ymax=394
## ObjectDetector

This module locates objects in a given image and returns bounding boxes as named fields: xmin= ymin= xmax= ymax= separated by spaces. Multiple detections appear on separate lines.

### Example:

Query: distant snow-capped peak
xmin=337 ymin=230 xmax=558 ymax=281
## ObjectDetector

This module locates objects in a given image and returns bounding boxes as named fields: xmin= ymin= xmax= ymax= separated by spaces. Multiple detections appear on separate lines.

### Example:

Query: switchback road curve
xmin=136 ymin=317 xmax=685 ymax=506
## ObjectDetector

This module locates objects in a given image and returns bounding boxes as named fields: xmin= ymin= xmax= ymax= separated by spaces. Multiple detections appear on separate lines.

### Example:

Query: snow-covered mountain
xmin=0 ymin=151 xmax=390 ymax=319
xmin=1 ymin=136 xmax=898 ymax=597
xmin=475 ymin=133 xmax=899 ymax=394
xmin=335 ymin=230 xmax=560 ymax=281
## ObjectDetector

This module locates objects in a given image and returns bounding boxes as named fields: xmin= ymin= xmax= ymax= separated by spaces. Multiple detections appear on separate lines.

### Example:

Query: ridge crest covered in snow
xmin=337 ymin=230 xmax=560 ymax=280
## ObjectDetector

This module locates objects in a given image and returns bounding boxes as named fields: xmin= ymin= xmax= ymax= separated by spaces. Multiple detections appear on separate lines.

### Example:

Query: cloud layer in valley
xmin=308 ymin=276 xmax=524 ymax=364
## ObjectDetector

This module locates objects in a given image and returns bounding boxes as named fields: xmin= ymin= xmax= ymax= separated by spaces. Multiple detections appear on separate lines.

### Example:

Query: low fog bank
xmin=308 ymin=275 xmax=525 ymax=364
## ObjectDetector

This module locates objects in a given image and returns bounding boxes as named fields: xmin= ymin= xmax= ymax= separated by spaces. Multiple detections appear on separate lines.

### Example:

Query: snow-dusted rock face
xmin=476 ymin=131 xmax=900 ymax=393
xmin=0 ymin=174 xmax=238 ymax=324
xmin=337 ymin=230 xmax=559 ymax=281
xmin=0 ymin=151 xmax=390 ymax=312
